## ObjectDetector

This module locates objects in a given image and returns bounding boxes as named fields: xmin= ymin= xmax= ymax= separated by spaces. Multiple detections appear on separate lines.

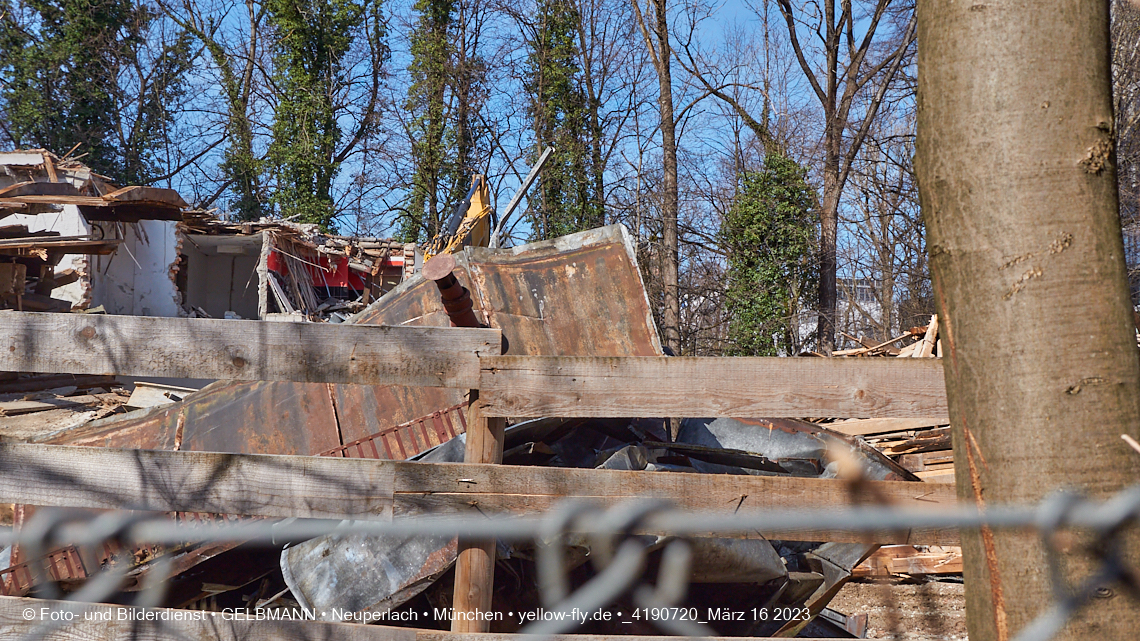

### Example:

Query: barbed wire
xmin=4 ymin=486 xmax=1140 ymax=641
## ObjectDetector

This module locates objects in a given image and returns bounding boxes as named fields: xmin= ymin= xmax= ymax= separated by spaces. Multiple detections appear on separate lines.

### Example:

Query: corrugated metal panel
xmin=318 ymin=402 xmax=468 ymax=459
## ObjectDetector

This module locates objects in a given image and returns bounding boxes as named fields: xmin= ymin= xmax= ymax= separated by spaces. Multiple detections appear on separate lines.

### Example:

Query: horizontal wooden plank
xmin=0 ymin=443 xmax=395 ymax=520
xmin=392 ymin=462 xmax=959 ymax=545
xmin=828 ymin=417 xmax=949 ymax=437
xmin=0 ymin=596 xmax=415 ymax=641
xmin=103 ymin=185 xmax=188 ymax=208
xmin=0 ymin=311 xmax=500 ymax=388
xmin=0 ymin=395 xmax=101 ymax=416
xmin=479 ymin=356 xmax=948 ymax=418
xmin=0 ymin=443 xmax=958 ymax=545
xmin=3 ymin=194 xmax=109 ymax=206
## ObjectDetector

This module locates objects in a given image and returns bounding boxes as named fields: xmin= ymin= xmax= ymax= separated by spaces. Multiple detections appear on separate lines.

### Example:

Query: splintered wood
xmin=833 ymin=314 xmax=941 ymax=358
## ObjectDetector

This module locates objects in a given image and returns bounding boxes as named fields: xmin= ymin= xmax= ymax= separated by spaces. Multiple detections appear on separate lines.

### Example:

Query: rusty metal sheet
xmin=69 ymin=224 xmax=660 ymax=456
xmin=48 ymin=380 xmax=340 ymax=455
xmin=319 ymin=403 xmax=468 ymax=459
xmin=461 ymin=226 xmax=662 ymax=356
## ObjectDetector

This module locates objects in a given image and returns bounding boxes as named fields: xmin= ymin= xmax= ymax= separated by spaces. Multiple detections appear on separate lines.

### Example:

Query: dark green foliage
xmin=723 ymin=152 xmax=818 ymax=356
xmin=267 ymin=0 xmax=382 ymax=231
xmin=400 ymin=0 xmax=484 ymax=243
xmin=525 ymin=0 xmax=600 ymax=240
xmin=0 ymin=0 xmax=191 ymax=183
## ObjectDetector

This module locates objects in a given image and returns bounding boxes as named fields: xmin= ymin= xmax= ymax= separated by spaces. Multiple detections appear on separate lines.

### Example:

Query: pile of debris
xmin=1 ymin=224 xmax=957 ymax=638
xmin=1 ymin=149 xmax=185 ymax=312
xmin=1 ymin=148 xmax=421 ymax=321
xmin=181 ymin=212 xmax=416 ymax=321
xmin=833 ymin=315 xmax=941 ymax=357
xmin=827 ymin=317 xmax=959 ymax=582
xmin=0 ymin=373 xmax=125 ymax=443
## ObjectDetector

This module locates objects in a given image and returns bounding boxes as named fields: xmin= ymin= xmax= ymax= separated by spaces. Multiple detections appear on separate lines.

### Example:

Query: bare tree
xmin=773 ymin=0 xmax=914 ymax=352
xmin=157 ymin=0 xmax=268 ymax=214
xmin=630 ymin=0 xmax=680 ymax=354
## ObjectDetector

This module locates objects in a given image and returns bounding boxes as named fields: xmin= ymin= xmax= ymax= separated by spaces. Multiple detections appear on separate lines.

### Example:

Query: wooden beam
xmin=0 ymin=181 xmax=80 ymax=199
xmin=0 ymin=442 xmax=396 ymax=520
xmin=0 ymin=596 xmax=416 ymax=641
xmin=452 ymin=392 xmax=506 ymax=633
xmin=103 ymin=185 xmax=189 ymax=208
xmin=479 ymin=356 xmax=948 ymax=418
xmin=0 ymin=311 xmax=500 ymax=388
xmin=3 ymin=195 xmax=109 ymax=207
xmin=828 ymin=417 xmax=949 ymax=437
xmin=0 ymin=443 xmax=959 ymax=544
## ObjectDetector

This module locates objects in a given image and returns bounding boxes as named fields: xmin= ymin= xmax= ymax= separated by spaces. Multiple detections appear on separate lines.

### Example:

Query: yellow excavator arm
xmin=424 ymin=175 xmax=493 ymax=260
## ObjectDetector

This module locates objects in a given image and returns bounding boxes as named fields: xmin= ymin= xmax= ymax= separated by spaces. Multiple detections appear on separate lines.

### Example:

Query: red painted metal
xmin=0 ymin=545 xmax=87 ymax=597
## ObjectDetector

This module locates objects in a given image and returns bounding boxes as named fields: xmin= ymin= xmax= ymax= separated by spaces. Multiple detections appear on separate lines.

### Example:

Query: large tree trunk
xmin=817 ymin=156 xmax=840 ymax=353
xmin=916 ymin=2 xmax=1140 ymax=640
xmin=653 ymin=0 xmax=680 ymax=355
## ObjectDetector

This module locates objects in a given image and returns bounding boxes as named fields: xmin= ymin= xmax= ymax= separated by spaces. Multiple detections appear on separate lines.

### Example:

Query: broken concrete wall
xmin=89 ymin=220 xmax=181 ymax=316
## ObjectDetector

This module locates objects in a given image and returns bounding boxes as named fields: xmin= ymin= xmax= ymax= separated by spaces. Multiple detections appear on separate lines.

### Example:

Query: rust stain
xmin=964 ymin=424 xmax=1008 ymax=641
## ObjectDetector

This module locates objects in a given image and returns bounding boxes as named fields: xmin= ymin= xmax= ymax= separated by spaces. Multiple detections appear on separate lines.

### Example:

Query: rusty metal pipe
xmin=422 ymin=253 xmax=483 ymax=328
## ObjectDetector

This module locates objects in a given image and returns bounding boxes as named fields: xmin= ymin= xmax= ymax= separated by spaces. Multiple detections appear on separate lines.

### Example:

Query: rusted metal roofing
xmin=60 ymin=224 xmax=661 ymax=456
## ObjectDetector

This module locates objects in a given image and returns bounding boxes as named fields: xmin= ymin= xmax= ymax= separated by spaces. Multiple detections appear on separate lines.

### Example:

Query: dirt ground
xmin=829 ymin=579 xmax=967 ymax=640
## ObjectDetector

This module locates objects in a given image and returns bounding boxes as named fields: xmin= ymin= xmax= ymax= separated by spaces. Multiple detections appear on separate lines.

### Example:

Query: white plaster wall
xmin=182 ymin=244 xmax=260 ymax=319
xmin=5 ymin=208 xmax=181 ymax=315
xmin=90 ymin=221 xmax=181 ymax=317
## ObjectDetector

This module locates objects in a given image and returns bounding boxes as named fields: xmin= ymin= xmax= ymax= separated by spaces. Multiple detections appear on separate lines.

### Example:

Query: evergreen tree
xmin=266 ymin=0 xmax=381 ymax=231
xmin=525 ymin=0 xmax=599 ymax=240
xmin=723 ymin=152 xmax=818 ymax=356
xmin=400 ymin=0 xmax=485 ymax=243
xmin=0 ymin=0 xmax=191 ymax=183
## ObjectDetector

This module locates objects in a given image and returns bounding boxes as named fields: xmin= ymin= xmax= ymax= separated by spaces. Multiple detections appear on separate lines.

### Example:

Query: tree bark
xmin=653 ymin=0 xmax=680 ymax=355
xmin=916 ymin=2 xmax=1140 ymax=640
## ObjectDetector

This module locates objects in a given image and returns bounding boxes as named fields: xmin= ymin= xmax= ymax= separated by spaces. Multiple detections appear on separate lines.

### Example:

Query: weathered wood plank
xmin=103 ymin=185 xmax=189 ymax=208
xmin=392 ymin=462 xmax=959 ymax=545
xmin=479 ymin=356 xmax=948 ymax=418
xmin=452 ymin=394 xmax=506 ymax=632
xmin=0 ymin=311 xmax=501 ymax=388
xmin=0 ymin=596 xmax=416 ymax=641
xmin=828 ymin=417 xmax=949 ymax=437
xmin=0 ymin=443 xmax=395 ymax=520
xmin=0 ymin=444 xmax=959 ymax=544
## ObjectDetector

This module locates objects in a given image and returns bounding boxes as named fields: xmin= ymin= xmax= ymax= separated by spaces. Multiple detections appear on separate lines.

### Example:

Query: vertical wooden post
xmin=451 ymin=390 xmax=505 ymax=632
xmin=422 ymin=253 xmax=506 ymax=632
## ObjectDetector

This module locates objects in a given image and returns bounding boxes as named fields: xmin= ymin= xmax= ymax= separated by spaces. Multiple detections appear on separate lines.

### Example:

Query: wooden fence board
xmin=0 ymin=312 xmax=500 ymax=388
xmin=0 ymin=443 xmax=958 ymax=544
xmin=479 ymin=356 xmax=948 ymax=418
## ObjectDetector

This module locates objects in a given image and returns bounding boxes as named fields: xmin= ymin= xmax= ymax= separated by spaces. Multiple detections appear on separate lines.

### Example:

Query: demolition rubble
xmin=0 ymin=149 xmax=958 ymax=639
